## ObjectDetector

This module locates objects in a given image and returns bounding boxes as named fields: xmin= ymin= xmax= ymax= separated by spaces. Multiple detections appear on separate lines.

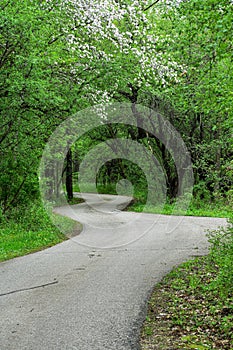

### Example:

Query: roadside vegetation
xmin=1 ymin=0 xmax=232 ymax=221
xmin=0 ymin=1 xmax=232 ymax=346
xmin=141 ymin=220 xmax=233 ymax=350
xmin=125 ymin=192 xmax=233 ymax=219
xmin=73 ymin=183 xmax=233 ymax=219
xmin=0 ymin=199 xmax=83 ymax=262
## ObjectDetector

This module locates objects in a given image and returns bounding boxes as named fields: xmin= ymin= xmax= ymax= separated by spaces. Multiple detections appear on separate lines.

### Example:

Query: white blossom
xmin=43 ymin=0 xmax=182 ymax=103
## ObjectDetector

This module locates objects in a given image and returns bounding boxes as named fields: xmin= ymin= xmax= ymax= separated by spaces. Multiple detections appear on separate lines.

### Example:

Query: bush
xmin=208 ymin=219 xmax=233 ymax=297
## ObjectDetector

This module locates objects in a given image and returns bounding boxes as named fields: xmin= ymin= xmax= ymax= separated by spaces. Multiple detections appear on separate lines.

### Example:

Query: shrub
xmin=208 ymin=219 xmax=233 ymax=297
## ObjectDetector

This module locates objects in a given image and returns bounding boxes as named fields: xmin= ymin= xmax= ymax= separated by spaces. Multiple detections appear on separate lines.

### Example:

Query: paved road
xmin=0 ymin=194 xmax=227 ymax=350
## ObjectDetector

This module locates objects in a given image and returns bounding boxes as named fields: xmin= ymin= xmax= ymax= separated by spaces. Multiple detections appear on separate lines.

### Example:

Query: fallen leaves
xmin=140 ymin=256 xmax=233 ymax=350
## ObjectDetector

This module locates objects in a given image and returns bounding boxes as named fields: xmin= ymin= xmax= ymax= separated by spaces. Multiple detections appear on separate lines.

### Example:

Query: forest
xmin=1 ymin=0 xmax=232 ymax=220
xmin=0 ymin=1 xmax=233 ymax=348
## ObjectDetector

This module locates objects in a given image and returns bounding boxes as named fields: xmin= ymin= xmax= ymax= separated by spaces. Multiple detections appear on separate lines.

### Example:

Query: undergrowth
xmin=141 ymin=219 xmax=233 ymax=350
xmin=0 ymin=200 xmax=81 ymax=262
xmin=73 ymin=182 xmax=232 ymax=218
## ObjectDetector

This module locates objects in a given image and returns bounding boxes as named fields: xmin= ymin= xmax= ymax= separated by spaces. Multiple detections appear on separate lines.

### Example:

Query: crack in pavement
xmin=0 ymin=280 xmax=58 ymax=297
xmin=0 ymin=194 xmax=227 ymax=350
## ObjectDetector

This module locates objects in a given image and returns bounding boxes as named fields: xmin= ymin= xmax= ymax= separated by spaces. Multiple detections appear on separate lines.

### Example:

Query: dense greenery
xmin=0 ymin=1 xmax=232 ymax=249
xmin=0 ymin=2 xmax=232 ymax=348
xmin=1 ymin=0 xmax=232 ymax=213
xmin=0 ymin=0 xmax=233 ymax=258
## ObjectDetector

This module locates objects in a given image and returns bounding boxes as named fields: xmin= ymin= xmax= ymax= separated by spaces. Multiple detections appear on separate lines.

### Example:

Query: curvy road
xmin=0 ymin=193 xmax=227 ymax=350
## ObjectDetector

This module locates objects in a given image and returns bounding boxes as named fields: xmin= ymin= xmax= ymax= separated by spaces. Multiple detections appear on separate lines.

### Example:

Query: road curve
xmin=0 ymin=194 xmax=227 ymax=350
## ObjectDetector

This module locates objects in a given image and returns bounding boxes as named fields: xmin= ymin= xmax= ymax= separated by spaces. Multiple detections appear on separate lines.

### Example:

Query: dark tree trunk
xmin=66 ymin=148 xmax=73 ymax=200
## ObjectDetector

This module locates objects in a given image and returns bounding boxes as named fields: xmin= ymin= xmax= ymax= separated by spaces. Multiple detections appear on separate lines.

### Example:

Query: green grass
xmin=141 ymin=257 xmax=233 ymax=350
xmin=68 ymin=197 xmax=85 ymax=205
xmin=73 ymin=182 xmax=116 ymax=195
xmin=0 ymin=220 xmax=65 ymax=261
xmin=0 ymin=200 xmax=82 ymax=262
xmin=141 ymin=221 xmax=233 ymax=350
xmin=73 ymin=182 xmax=232 ymax=218
xmin=126 ymin=192 xmax=233 ymax=218
xmin=128 ymin=200 xmax=232 ymax=218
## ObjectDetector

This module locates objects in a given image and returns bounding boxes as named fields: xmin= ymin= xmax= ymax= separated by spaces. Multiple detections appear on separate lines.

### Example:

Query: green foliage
xmin=208 ymin=219 xmax=233 ymax=296
xmin=151 ymin=0 xmax=233 ymax=199
xmin=1 ymin=0 xmax=232 ymax=212
xmin=126 ymin=189 xmax=232 ymax=218
xmin=141 ymin=255 xmax=233 ymax=350
xmin=0 ymin=0 xmax=67 ymax=211
xmin=141 ymin=217 xmax=233 ymax=349
xmin=0 ymin=200 xmax=80 ymax=261
xmin=0 ymin=0 xmax=232 ymax=264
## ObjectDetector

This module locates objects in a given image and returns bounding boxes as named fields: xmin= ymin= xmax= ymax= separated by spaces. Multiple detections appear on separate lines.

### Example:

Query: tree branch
xmin=143 ymin=0 xmax=160 ymax=11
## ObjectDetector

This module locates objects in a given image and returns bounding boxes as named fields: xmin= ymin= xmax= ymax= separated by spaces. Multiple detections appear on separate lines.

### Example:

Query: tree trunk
xmin=66 ymin=148 xmax=73 ymax=200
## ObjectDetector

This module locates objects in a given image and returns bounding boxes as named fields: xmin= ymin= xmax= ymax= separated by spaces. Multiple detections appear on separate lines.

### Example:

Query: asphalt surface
xmin=0 ymin=193 xmax=227 ymax=350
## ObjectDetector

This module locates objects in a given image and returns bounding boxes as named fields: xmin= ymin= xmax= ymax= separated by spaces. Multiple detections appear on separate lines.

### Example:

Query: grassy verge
xmin=141 ymin=221 xmax=233 ymax=350
xmin=73 ymin=182 xmax=232 ymax=218
xmin=0 ymin=199 xmax=83 ymax=262
xmin=127 ymin=191 xmax=232 ymax=218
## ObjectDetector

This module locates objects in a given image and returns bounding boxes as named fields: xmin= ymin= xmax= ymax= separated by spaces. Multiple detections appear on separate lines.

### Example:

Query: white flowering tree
xmin=40 ymin=0 xmax=185 ymax=199
xmin=0 ymin=0 xmax=181 ymax=208
xmin=43 ymin=0 xmax=181 ymax=105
